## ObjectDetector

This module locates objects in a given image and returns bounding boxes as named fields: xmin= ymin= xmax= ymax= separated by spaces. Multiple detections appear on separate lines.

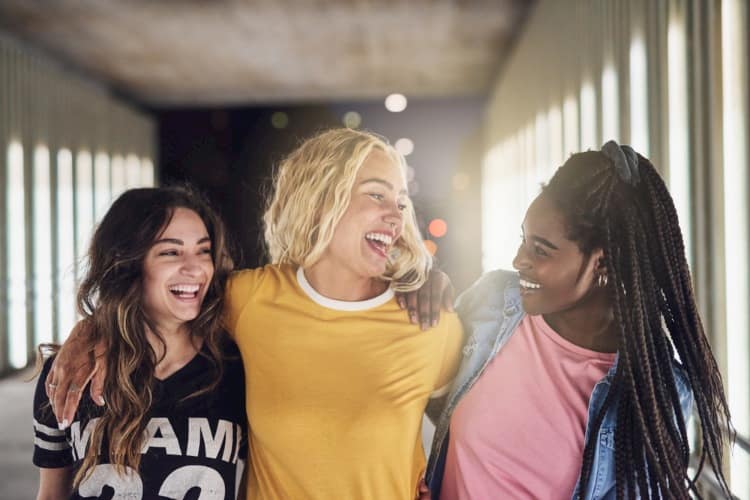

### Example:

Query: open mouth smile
xmin=519 ymin=277 xmax=542 ymax=293
xmin=365 ymin=232 xmax=394 ymax=258
xmin=168 ymin=283 xmax=203 ymax=300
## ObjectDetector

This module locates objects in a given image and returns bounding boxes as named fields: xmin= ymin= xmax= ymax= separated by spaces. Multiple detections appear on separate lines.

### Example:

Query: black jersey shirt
xmin=33 ymin=340 xmax=248 ymax=500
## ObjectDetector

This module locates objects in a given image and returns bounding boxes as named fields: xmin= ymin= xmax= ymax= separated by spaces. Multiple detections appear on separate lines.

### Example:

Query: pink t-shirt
xmin=441 ymin=314 xmax=616 ymax=500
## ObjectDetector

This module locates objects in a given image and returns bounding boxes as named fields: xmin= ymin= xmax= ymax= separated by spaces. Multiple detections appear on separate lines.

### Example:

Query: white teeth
xmin=519 ymin=278 xmax=541 ymax=289
xmin=169 ymin=284 xmax=200 ymax=293
xmin=365 ymin=232 xmax=393 ymax=246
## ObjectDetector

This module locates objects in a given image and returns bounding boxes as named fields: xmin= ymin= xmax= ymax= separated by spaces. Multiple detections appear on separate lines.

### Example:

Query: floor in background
xmin=0 ymin=367 xmax=39 ymax=500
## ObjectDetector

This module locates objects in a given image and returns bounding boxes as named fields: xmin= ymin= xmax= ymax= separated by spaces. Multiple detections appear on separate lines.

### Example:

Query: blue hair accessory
xmin=601 ymin=140 xmax=640 ymax=186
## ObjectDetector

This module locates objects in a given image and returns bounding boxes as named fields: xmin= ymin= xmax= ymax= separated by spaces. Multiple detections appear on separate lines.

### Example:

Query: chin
xmin=175 ymin=310 xmax=201 ymax=323
xmin=520 ymin=296 xmax=543 ymax=315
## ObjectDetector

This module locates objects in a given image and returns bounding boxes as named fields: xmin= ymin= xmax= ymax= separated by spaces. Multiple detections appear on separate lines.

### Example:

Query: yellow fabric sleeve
xmin=222 ymin=267 xmax=264 ymax=338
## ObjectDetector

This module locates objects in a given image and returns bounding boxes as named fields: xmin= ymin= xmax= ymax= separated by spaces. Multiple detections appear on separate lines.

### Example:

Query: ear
xmin=590 ymin=248 xmax=606 ymax=275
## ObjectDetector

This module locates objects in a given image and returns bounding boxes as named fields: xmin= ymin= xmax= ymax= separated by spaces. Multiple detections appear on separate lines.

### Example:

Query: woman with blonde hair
xmin=46 ymin=128 xmax=463 ymax=500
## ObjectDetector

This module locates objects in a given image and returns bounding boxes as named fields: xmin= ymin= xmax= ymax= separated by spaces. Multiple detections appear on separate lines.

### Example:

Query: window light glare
xmin=601 ymin=63 xmax=619 ymax=141
xmin=33 ymin=145 xmax=53 ymax=346
xmin=630 ymin=34 xmax=649 ymax=155
xmin=580 ymin=81 xmax=597 ymax=149
xmin=57 ymin=149 xmax=76 ymax=341
xmin=7 ymin=140 xmax=27 ymax=368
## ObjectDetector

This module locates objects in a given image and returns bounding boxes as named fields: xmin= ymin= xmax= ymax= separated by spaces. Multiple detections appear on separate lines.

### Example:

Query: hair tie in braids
xmin=601 ymin=140 xmax=640 ymax=186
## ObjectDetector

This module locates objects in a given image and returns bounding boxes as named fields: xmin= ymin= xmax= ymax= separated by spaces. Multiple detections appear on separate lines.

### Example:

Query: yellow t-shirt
xmin=224 ymin=264 xmax=463 ymax=500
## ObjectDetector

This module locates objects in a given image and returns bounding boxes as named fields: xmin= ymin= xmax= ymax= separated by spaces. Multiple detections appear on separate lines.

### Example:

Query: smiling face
xmin=512 ymin=194 xmax=603 ymax=316
xmin=142 ymin=207 xmax=214 ymax=334
xmin=320 ymin=148 xmax=409 ymax=281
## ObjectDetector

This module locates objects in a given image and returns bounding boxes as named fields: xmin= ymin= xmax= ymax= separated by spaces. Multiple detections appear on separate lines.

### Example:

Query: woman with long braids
xmin=33 ymin=187 xmax=247 ymax=499
xmin=425 ymin=141 xmax=732 ymax=499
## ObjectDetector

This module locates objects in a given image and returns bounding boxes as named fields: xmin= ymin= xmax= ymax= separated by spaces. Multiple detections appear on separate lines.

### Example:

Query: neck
xmin=302 ymin=262 xmax=388 ymax=301
xmin=543 ymin=292 xmax=618 ymax=353
xmin=146 ymin=322 xmax=202 ymax=380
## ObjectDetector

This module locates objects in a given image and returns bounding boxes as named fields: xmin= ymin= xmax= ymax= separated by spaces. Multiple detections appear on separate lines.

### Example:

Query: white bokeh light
xmin=395 ymin=138 xmax=414 ymax=156
xmin=384 ymin=93 xmax=408 ymax=113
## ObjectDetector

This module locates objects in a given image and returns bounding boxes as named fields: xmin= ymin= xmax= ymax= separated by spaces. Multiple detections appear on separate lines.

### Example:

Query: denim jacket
xmin=425 ymin=270 xmax=694 ymax=499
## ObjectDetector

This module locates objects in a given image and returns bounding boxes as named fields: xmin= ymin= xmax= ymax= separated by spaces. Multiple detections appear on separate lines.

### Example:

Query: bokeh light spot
xmin=395 ymin=138 xmax=414 ymax=156
xmin=385 ymin=93 xmax=408 ymax=113
xmin=343 ymin=111 xmax=362 ymax=129
xmin=428 ymin=219 xmax=448 ymax=238
xmin=424 ymin=239 xmax=438 ymax=256
xmin=406 ymin=165 xmax=416 ymax=182
xmin=271 ymin=111 xmax=289 ymax=129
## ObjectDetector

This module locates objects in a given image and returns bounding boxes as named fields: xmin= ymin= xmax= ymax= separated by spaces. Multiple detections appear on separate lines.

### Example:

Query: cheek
xmin=142 ymin=274 xmax=161 ymax=296
xmin=204 ymin=263 xmax=215 ymax=283
xmin=141 ymin=265 xmax=166 ymax=301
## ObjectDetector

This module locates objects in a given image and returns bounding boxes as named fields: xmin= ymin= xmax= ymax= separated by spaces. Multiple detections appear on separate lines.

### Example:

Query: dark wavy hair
xmin=543 ymin=151 xmax=732 ymax=499
xmin=74 ymin=185 xmax=234 ymax=485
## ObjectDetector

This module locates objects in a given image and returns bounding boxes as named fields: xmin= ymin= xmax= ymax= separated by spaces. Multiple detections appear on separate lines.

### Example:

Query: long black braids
xmin=542 ymin=149 xmax=732 ymax=498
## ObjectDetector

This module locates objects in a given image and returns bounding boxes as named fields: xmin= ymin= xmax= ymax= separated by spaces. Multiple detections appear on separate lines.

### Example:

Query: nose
xmin=383 ymin=200 xmax=403 ymax=231
xmin=512 ymin=243 xmax=530 ymax=271
xmin=180 ymin=254 xmax=206 ymax=276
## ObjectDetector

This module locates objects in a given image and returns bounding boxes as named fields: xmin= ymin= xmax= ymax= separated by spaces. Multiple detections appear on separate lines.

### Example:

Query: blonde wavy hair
xmin=263 ymin=128 xmax=432 ymax=291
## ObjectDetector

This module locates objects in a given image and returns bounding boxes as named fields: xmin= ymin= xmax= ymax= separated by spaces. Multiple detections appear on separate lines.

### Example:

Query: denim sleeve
xmin=455 ymin=270 xmax=516 ymax=321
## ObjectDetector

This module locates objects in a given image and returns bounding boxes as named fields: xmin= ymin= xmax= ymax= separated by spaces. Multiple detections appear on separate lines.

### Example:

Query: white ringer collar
xmin=296 ymin=267 xmax=394 ymax=311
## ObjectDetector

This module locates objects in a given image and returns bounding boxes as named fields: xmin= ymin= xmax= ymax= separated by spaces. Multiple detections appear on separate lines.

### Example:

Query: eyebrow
xmin=531 ymin=235 xmax=559 ymax=250
xmin=359 ymin=178 xmax=408 ymax=196
xmin=153 ymin=236 xmax=211 ymax=246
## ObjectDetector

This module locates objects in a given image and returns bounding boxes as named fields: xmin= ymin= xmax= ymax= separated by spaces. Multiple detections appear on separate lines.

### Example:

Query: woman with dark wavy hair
xmin=33 ymin=186 xmax=247 ymax=499
xmin=426 ymin=142 xmax=732 ymax=499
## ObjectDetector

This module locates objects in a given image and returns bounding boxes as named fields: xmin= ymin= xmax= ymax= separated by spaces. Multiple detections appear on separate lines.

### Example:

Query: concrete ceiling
xmin=0 ymin=0 xmax=532 ymax=107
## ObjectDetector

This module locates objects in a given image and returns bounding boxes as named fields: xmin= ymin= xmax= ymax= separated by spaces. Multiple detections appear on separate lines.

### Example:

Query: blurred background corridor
xmin=0 ymin=0 xmax=748 ymax=497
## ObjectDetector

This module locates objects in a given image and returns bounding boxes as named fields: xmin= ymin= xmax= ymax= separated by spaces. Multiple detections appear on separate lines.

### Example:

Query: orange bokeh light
xmin=428 ymin=218 xmax=448 ymax=238
xmin=423 ymin=239 xmax=438 ymax=255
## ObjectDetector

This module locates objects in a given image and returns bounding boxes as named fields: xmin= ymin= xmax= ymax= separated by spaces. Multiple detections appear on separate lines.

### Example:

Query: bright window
xmin=75 ymin=151 xmax=94 ymax=283
xmin=33 ymin=145 xmax=53 ymax=346
xmin=722 ymin=0 xmax=749 ymax=494
xmin=601 ymin=62 xmax=619 ymax=141
xmin=111 ymin=155 xmax=126 ymax=200
xmin=94 ymin=152 xmax=111 ymax=222
xmin=668 ymin=10 xmax=692 ymax=266
xmin=56 ymin=149 xmax=76 ymax=341
xmin=548 ymin=105 xmax=563 ymax=169
xmin=481 ymin=143 xmax=504 ymax=271
xmin=630 ymin=33 xmax=650 ymax=155
xmin=535 ymin=111 xmax=549 ymax=176
xmin=7 ymin=141 xmax=27 ymax=368
xmin=141 ymin=158 xmax=155 ymax=187
xmin=580 ymin=80 xmax=598 ymax=149
xmin=126 ymin=154 xmax=141 ymax=188
xmin=563 ymin=94 xmax=579 ymax=157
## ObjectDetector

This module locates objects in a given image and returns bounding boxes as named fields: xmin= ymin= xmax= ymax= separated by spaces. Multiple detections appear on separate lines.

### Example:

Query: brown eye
xmin=533 ymin=245 xmax=549 ymax=257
